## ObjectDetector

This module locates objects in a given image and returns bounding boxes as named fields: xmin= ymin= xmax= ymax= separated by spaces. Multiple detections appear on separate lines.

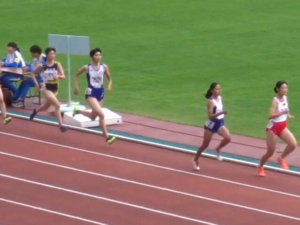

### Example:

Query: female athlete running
xmin=73 ymin=48 xmax=116 ymax=144
xmin=192 ymin=82 xmax=231 ymax=170
xmin=258 ymin=81 xmax=297 ymax=177
xmin=29 ymin=47 xmax=68 ymax=132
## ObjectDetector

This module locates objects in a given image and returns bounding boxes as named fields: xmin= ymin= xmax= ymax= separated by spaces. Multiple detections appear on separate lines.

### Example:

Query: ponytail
xmin=16 ymin=47 xmax=20 ymax=52
xmin=205 ymin=89 xmax=212 ymax=99
xmin=204 ymin=82 xmax=219 ymax=99
xmin=273 ymin=87 xmax=277 ymax=93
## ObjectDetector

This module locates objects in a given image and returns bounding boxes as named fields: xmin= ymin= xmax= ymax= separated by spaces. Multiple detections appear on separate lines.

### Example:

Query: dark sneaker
xmin=29 ymin=108 xmax=37 ymax=121
xmin=60 ymin=125 xmax=68 ymax=133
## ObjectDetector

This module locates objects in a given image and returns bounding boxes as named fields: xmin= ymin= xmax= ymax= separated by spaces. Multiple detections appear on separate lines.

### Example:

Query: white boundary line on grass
xmin=1 ymin=132 xmax=299 ymax=198
xmin=6 ymin=111 xmax=300 ymax=176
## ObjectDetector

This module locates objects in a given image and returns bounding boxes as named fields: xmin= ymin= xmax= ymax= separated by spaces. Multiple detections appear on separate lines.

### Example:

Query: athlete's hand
xmin=35 ymin=85 xmax=40 ymax=91
xmin=282 ymin=109 xmax=289 ymax=115
xmin=22 ymin=66 xmax=28 ymax=72
xmin=289 ymin=115 xmax=295 ymax=120
xmin=54 ymin=75 xmax=60 ymax=80
xmin=74 ymin=87 xmax=79 ymax=95
xmin=222 ymin=110 xmax=228 ymax=115
xmin=107 ymin=84 xmax=112 ymax=91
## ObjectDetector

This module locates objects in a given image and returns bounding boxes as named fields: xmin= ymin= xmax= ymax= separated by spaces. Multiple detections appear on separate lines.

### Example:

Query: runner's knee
xmin=265 ymin=149 xmax=275 ymax=158
xmin=289 ymin=141 xmax=297 ymax=150
xmin=91 ymin=116 xmax=97 ymax=121
xmin=224 ymin=135 xmax=231 ymax=143
xmin=98 ymin=111 xmax=104 ymax=120
xmin=53 ymin=101 xmax=60 ymax=109
xmin=90 ymin=113 xmax=97 ymax=121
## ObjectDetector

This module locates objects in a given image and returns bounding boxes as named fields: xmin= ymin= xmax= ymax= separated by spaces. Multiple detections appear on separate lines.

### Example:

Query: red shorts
xmin=266 ymin=121 xmax=287 ymax=136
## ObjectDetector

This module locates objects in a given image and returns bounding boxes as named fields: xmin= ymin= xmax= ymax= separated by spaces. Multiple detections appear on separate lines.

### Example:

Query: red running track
xmin=0 ymin=118 xmax=300 ymax=225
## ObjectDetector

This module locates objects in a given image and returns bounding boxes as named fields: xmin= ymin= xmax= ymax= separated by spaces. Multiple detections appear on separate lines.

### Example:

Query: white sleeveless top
xmin=271 ymin=96 xmax=288 ymax=123
xmin=210 ymin=96 xmax=224 ymax=120
xmin=86 ymin=63 xmax=105 ymax=88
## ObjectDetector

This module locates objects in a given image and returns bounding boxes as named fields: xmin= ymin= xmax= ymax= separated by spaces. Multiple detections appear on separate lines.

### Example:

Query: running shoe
xmin=3 ymin=116 xmax=12 ymax=125
xmin=216 ymin=149 xmax=223 ymax=161
xmin=217 ymin=153 xmax=223 ymax=161
xmin=258 ymin=167 xmax=265 ymax=177
xmin=106 ymin=136 xmax=117 ymax=144
xmin=29 ymin=108 xmax=37 ymax=121
xmin=278 ymin=158 xmax=289 ymax=170
xmin=60 ymin=125 xmax=68 ymax=133
xmin=72 ymin=106 xmax=79 ymax=117
xmin=192 ymin=159 xmax=200 ymax=171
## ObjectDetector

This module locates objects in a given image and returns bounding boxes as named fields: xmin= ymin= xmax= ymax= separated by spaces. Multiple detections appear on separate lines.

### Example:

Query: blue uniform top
xmin=2 ymin=51 xmax=26 ymax=68
xmin=86 ymin=63 xmax=106 ymax=89
xmin=27 ymin=54 xmax=46 ymax=73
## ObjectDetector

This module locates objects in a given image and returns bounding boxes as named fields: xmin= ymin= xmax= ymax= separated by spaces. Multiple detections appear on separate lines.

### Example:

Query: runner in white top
xmin=73 ymin=48 xmax=116 ymax=145
xmin=192 ymin=82 xmax=231 ymax=171
xmin=269 ymin=96 xmax=289 ymax=123
xmin=258 ymin=80 xmax=297 ymax=177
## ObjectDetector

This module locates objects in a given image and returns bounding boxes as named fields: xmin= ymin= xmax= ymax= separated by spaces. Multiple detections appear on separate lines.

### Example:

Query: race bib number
xmin=85 ymin=88 xmax=92 ymax=95
xmin=92 ymin=77 xmax=102 ymax=84
xmin=44 ymin=72 xmax=55 ymax=81
xmin=205 ymin=120 xmax=215 ymax=129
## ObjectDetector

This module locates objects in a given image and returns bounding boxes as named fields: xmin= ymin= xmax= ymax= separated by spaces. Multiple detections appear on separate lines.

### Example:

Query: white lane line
xmin=1 ymin=151 xmax=300 ymax=221
xmin=0 ymin=197 xmax=108 ymax=225
xmin=0 ymin=174 xmax=219 ymax=225
xmin=0 ymin=131 xmax=299 ymax=199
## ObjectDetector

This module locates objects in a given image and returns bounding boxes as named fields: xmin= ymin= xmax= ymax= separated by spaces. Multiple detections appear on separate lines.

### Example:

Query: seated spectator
xmin=12 ymin=45 xmax=46 ymax=108
xmin=0 ymin=42 xmax=26 ymax=99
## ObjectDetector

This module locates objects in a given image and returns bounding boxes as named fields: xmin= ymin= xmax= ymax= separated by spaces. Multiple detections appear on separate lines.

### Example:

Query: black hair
xmin=274 ymin=80 xmax=287 ymax=93
xmin=205 ymin=82 xmax=219 ymax=99
xmin=7 ymin=42 xmax=20 ymax=52
xmin=30 ymin=45 xmax=42 ymax=54
xmin=45 ymin=47 xmax=56 ymax=55
xmin=89 ymin=48 xmax=102 ymax=57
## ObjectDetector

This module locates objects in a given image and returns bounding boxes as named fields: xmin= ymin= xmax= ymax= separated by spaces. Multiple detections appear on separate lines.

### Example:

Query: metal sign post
xmin=48 ymin=34 xmax=90 ymax=112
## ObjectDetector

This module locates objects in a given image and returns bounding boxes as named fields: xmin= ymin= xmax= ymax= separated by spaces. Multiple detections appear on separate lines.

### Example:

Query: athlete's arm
xmin=57 ymin=63 xmax=65 ymax=80
xmin=31 ymin=64 xmax=43 ymax=88
xmin=207 ymin=99 xmax=226 ymax=120
xmin=32 ymin=64 xmax=43 ymax=75
xmin=74 ymin=65 xmax=88 ymax=95
xmin=104 ymin=65 xmax=112 ymax=90
xmin=268 ymin=99 xmax=288 ymax=119
xmin=286 ymin=97 xmax=295 ymax=119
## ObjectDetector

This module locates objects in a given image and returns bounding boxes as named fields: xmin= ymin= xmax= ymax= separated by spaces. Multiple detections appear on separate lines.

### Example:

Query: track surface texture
xmin=0 ymin=118 xmax=299 ymax=225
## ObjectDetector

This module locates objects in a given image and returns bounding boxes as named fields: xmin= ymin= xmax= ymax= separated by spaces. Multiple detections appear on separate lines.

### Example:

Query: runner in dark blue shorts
xmin=73 ymin=48 xmax=116 ymax=145
xmin=192 ymin=82 xmax=231 ymax=170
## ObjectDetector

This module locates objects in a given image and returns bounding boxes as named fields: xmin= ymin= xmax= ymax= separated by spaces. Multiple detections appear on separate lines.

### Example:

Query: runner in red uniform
xmin=258 ymin=81 xmax=297 ymax=177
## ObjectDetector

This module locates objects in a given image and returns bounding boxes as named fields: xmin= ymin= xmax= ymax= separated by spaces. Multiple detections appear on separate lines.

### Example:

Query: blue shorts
xmin=85 ymin=87 xmax=104 ymax=102
xmin=204 ymin=119 xmax=224 ymax=133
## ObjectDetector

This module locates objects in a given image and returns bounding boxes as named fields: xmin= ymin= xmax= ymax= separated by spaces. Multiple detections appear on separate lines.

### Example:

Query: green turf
xmin=1 ymin=0 xmax=300 ymax=139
